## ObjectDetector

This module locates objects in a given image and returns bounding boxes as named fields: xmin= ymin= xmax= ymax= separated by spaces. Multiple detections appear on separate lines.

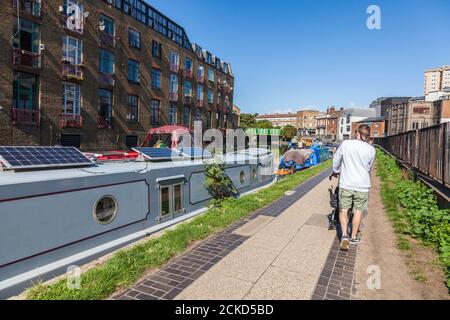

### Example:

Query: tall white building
xmin=424 ymin=66 xmax=450 ymax=96
xmin=338 ymin=108 xmax=376 ymax=141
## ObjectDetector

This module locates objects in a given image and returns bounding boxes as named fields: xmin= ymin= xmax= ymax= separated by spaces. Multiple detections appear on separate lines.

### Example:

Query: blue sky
xmin=150 ymin=0 xmax=450 ymax=113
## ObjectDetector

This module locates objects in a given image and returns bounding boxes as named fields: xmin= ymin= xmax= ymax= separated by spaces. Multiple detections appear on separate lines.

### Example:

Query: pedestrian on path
xmin=331 ymin=125 xmax=375 ymax=251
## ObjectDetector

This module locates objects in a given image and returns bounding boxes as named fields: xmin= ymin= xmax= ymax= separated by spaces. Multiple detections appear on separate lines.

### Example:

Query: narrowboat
xmin=0 ymin=146 xmax=274 ymax=298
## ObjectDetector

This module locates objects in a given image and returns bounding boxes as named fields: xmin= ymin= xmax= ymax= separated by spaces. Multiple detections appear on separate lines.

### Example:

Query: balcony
xmin=12 ymin=48 xmax=41 ymax=69
xmin=169 ymin=92 xmax=178 ymax=102
xmin=183 ymin=69 xmax=193 ymax=79
xmin=97 ymin=116 xmax=112 ymax=129
xmin=183 ymin=95 xmax=193 ymax=105
xmin=61 ymin=113 xmax=82 ymax=128
xmin=99 ymin=72 xmax=115 ymax=87
xmin=61 ymin=13 xmax=83 ymax=35
xmin=12 ymin=0 xmax=41 ymax=17
xmin=99 ymin=32 xmax=115 ymax=47
xmin=170 ymin=64 xmax=179 ymax=73
xmin=12 ymin=108 xmax=40 ymax=126
xmin=62 ymin=62 xmax=84 ymax=81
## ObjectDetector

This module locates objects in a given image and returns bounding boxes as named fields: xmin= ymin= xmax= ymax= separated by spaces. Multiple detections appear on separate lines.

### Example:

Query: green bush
xmin=204 ymin=157 xmax=239 ymax=201
xmin=376 ymin=149 xmax=450 ymax=290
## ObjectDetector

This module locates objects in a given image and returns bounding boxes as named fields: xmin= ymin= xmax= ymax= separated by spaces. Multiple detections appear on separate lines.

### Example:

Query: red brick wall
xmin=0 ymin=0 xmax=235 ymax=150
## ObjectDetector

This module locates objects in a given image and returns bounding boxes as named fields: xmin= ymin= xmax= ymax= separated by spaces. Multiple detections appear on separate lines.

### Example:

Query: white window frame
xmin=63 ymin=82 xmax=81 ymax=115
xmin=170 ymin=51 xmax=179 ymax=67
xmin=170 ymin=74 xmax=178 ymax=93
xmin=159 ymin=183 xmax=183 ymax=217
xmin=63 ymin=35 xmax=83 ymax=65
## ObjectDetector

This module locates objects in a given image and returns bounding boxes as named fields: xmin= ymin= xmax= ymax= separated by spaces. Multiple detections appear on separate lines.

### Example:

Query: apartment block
xmin=424 ymin=65 xmax=450 ymax=95
xmin=0 ymin=0 xmax=236 ymax=150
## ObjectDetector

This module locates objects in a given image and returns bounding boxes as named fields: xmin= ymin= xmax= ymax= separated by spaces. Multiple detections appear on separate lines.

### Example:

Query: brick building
xmin=387 ymin=98 xmax=439 ymax=135
xmin=296 ymin=110 xmax=319 ymax=135
xmin=351 ymin=117 xmax=386 ymax=139
xmin=0 ymin=0 xmax=236 ymax=150
xmin=316 ymin=107 xmax=343 ymax=141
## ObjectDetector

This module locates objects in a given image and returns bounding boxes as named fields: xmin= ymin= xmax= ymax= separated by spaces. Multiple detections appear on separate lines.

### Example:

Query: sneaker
xmin=340 ymin=236 xmax=350 ymax=251
xmin=349 ymin=237 xmax=362 ymax=245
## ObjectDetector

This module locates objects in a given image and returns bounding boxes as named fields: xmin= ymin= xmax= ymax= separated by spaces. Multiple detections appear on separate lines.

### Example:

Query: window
xmin=346 ymin=125 xmax=350 ymax=132
xmin=240 ymin=171 xmax=246 ymax=184
xmin=184 ymin=80 xmax=192 ymax=96
xmin=127 ymin=59 xmax=140 ymax=83
xmin=198 ymin=65 xmax=204 ymax=80
xmin=160 ymin=186 xmax=170 ymax=216
xmin=98 ymin=89 xmax=113 ymax=122
xmin=13 ymin=19 xmax=40 ymax=53
xmin=185 ymin=58 xmax=192 ymax=71
xmin=100 ymin=15 xmax=114 ymax=35
xmin=195 ymin=108 xmax=202 ymax=121
xmin=99 ymin=49 xmax=114 ymax=74
xmin=13 ymin=71 xmax=39 ymax=110
xmin=208 ymin=69 xmax=215 ymax=82
xmin=152 ymin=40 xmax=162 ymax=58
xmin=128 ymin=28 xmax=141 ymax=48
xmin=151 ymin=68 xmax=161 ymax=89
xmin=170 ymin=74 xmax=178 ymax=93
xmin=217 ymin=92 xmax=221 ymax=105
xmin=170 ymin=51 xmax=179 ymax=69
xmin=160 ymin=184 xmax=183 ymax=217
xmin=62 ymin=82 xmax=80 ymax=115
xmin=169 ymin=103 xmax=177 ymax=125
xmin=94 ymin=196 xmax=117 ymax=224
xmin=183 ymin=106 xmax=190 ymax=126
xmin=150 ymin=99 xmax=160 ymax=123
xmin=127 ymin=95 xmax=138 ymax=121
xmin=207 ymin=88 xmax=213 ymax=104
xmin=197 ymin=84 xmax=203 ymax=101
xmin=224 ymin=113 xmax=228 ymax=127
xmin=63 ymin=36 xmax=82 ymax=64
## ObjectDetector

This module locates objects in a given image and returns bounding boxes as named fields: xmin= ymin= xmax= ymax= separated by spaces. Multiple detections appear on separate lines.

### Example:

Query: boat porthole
xmin=252 ymin=168 xmax=257 ymax=180
xmin=240 ymin=171 xmax=246 ymax=184
xmin=93 ymin=195 xmax=118 ymax=225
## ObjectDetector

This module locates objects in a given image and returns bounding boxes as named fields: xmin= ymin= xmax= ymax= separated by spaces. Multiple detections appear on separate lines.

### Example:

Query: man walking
xmin=332 ymin=125 xmax=375 ymax=251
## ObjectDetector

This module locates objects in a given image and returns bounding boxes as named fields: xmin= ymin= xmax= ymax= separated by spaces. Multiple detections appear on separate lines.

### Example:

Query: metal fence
xmin=375 ymin=122 xmax=449 ymax=187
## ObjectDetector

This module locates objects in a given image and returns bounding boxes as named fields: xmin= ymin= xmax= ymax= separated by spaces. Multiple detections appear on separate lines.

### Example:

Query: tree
xmin=281 ymin=125 xmax=297 ymax=140
xmin=239 ymin=113 xmax=257 ymax=129
xmin=254 ymin=120 xmax=274 ymax=129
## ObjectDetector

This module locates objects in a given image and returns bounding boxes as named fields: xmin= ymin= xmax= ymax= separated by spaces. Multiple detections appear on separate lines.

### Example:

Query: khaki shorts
xmin=339 ymin=188 xmax=369 ymax=212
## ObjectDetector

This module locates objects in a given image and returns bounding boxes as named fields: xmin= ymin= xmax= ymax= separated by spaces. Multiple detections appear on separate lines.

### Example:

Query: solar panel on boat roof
xmin=132 ymin=147 xmax=182 ymax=160
xmin=178 ymin=147 xmax=212 ymax=159
xmin=0 ymin=146 xmax=94 ymax=170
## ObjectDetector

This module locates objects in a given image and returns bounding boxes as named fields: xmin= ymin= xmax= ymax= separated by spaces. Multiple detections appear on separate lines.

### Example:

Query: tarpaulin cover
xmin=142 ymin=125 xmax=193 ymax=148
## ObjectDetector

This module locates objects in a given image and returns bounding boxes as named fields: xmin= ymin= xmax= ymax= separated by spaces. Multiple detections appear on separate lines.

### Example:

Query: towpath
xmin=113 ymin=168 xmax=449 ymax=300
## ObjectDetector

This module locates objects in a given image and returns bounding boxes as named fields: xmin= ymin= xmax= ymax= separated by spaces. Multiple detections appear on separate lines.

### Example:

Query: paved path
xmin=114 ymin=169 xmax=358 ymax=300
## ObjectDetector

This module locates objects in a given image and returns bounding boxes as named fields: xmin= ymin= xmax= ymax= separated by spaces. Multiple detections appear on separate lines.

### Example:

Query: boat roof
xmin=0 ymin=152 xmax=266 ymax=186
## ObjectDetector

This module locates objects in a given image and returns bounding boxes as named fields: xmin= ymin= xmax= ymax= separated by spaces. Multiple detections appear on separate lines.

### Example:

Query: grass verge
xmin=376 ymin=149 xmax=450 ymax=291
xmin=26 ymin=160 xmax=332 ymax=300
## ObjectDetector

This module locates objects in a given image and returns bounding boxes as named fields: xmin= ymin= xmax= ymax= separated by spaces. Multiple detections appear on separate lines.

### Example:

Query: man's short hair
xmin=358 ymin=125 xmax=371 ymax=142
